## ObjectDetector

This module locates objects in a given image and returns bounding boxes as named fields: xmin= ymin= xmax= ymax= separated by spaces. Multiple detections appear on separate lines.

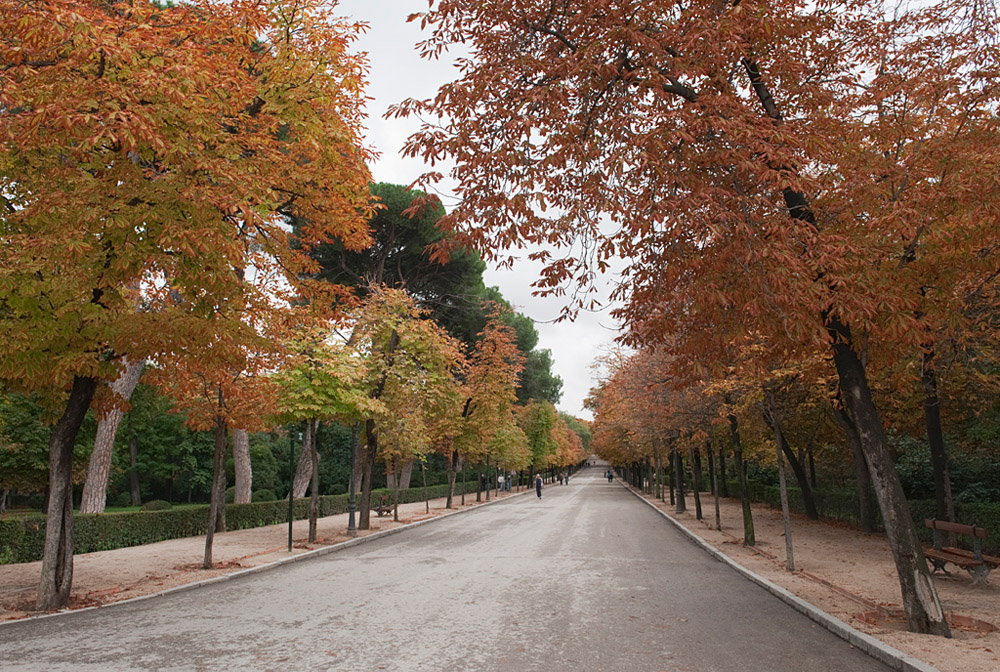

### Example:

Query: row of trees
xmin=392 ymin=0 xmax=1000 ymax=637
xmin=0 ymin=0 xmax=584 ymax=611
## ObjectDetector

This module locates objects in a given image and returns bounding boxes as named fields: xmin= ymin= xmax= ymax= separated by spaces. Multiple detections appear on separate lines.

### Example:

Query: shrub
xmin=252 ymin=489 xmax=277 ymax=503
xmin=0 ymin=481 xmax=483 ymax=564
xmin=225 ymin=486 xmax=236 ymax=504
xmin=113 ymin=492 xmax=132 ymax=508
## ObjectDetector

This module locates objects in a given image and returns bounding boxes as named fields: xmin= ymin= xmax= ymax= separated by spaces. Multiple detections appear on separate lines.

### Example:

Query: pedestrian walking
xmin=606 ymin=470 xmax=613 ymax=483
xmin=497 ymin=473 xmax=505 ymax=494
xmin=535 ymin=474 xmax=543 ymax=498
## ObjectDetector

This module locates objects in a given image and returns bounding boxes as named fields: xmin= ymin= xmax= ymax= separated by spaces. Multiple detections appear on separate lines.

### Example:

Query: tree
xmin=391 ymin=0 xmax=1000 ymax=635
xmin=1 ymin=0 xmax=372 ymax=608
xmin=274 ymin=322 xmax=376 ymax=539
xmin=349 ymin=286 xmax=464 ymax=529
xmin=447 ymin=309 xmax=526 ymax=505
xmin=79 ymin=358 xmax=145 ymax=513
xmin=312 ymin=182 xmax=488 ymax=344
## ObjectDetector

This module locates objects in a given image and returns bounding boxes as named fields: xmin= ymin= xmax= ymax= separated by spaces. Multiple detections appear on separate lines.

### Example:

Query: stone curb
xmin=622 ymin=484 xmax=941 ymax=672
xmin=3 ymin=488 xmax=529 ymax=627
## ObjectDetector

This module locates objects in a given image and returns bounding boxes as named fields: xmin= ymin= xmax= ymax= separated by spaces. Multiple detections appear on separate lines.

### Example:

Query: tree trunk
xmin=831 ymin=400 xmax=877 ymax=533
xmin=808 ymin=445 xmax=817 ymax=489
xmin=79 ymin=358 xmax=145 ymax=514
xmin=203 ymin=412 xmax=228 ymax=569
xmin=36 ymin=375 xmax=98 ymax=610
xmin=309 ymin=420 xmax=320 ymax=543
xmin=922 ymin=351 xmax=955 ymax=529
xmin=399 ymin=459 xmax=414 ymax=490
xmin=292 ymin=421 xmax=314 ymax=498
xmin=358 ymin=418 xmax=377 ymax=530
xmin=673 ymin=448 xmax=686 ymax=514
xmin=707 ymin=440 xmax=721 ymax=531
xmin=231 ymin=428 xmax=252 ymax=505
xmin=718 ymin=446 xmax=729 ymax=497
xmin=776 ymin=423 xmax=795 ymax=572
xmin=668 ymin=453 xmax=675 ymax=505
xmin=728 ymin=406 xmax=755 ymax=547
xmin=691 ymin=445 xmax=703 ymax=521
xmin=768 ymin=390 xmax=795 ymax=571
xmin=0 ymin=489 xmax=7 ymax=513
xmin=446 ymin=448 xmax=459 ymax=509
xmin=830 ymin=323 xmax=950 ymax=637
xmin=763 ymin=413 xmax=819 ymax=520
xmin=128 ymin=434 xmax=141 ymax=507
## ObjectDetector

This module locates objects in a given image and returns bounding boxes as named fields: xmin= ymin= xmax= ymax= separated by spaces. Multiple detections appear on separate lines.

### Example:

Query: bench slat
xmin=924 ymin=518 xmax=988 ymax=538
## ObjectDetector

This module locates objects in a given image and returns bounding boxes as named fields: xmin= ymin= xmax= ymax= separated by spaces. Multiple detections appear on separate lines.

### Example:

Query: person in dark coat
xmin=535 ymin=474 xmax=543 ymax=498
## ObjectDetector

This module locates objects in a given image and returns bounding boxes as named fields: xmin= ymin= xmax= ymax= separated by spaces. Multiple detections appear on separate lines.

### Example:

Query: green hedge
xmin=0 ymin=481 xmax=481 ymax=565
xmin=722 ymin=480 xmax=1000 ymax=555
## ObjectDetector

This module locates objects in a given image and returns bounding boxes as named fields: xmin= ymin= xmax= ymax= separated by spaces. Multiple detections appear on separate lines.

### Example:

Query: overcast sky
xmin=341 ymin=1 xmax=620 ymax=420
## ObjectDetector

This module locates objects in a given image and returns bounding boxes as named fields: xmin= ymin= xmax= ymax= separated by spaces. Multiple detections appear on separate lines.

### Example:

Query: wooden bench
xmin=923 ymin=519 xmax=999 ymax=586
xmin=373 ymin=495 xmax=394 ymax=517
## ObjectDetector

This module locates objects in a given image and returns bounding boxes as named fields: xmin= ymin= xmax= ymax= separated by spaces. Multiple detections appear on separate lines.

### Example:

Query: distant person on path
xmin=558 ymin=474 xmax=563 ymax=485
xmin=498 ymin=474 xmax=505 ymax=494
xmin=606 ymin=470 xmax=613 ymax=483
xmin=535 ymin=474 xmax=543 ymax=498
xmin=565 ymin=473 xmax=569 ymax=485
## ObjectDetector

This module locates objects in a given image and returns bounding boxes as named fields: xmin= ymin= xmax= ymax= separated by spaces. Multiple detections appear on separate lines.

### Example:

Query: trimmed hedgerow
xmin=722 ymin=480 xmax=1000 ymax=555
xmin=0 ymin=481 xmax=481 ymax=564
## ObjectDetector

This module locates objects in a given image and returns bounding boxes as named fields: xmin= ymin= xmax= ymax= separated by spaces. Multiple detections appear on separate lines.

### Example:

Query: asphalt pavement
xmin=0 ymin=466 xmax=895 ymax=671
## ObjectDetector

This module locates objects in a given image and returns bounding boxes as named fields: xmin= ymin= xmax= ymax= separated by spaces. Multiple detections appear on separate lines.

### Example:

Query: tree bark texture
xmin=768 ymin=391 xmax=795 ymax=572
xmin=922 ymin=351 xmax=955 ymax=526
xmin=728 ymin=409 xmax=755 ymax=547
xmin=446 ymin=447 xmax=459 ymax=509
xmin=399 ymin=459 xmax=414 ymax=490
xmin=763 ymin=413 xmax=819 ymax=520
xmin=673 ymin=449 xmax=686 ymax=514
xmin=707 ymin=441 xmax=722 ymax=531
xmin=358 ymin=418 xmax=377 ymax=530
xmin=79 ymin=358 xmax=145 ymax=514
xmin=231 ymin=428 xmax=252 ymax=505
xmin=292 ymin=421 xmax=315 ymax=499
xmin=718 ymin=446 xmax=729 ymax=497
xmin=309 ymin=420 xmax=321 ymax=543
xmin=36 ymin=375 xmax=98 ymax=610
xmin=830 ymin=325 xmax=950 ymax=636
xmin=203 ymin=414 xmax=228 ymax=569
xmin=831 ymin=399 xmax=877 ymax=533
xmin=691 ymin=445 xmax=703 ymax=520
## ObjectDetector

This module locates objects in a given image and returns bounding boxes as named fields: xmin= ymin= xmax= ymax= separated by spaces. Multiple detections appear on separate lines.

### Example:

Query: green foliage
xmin=251 ymin=489 xmax=277 ymax=502
xmin=517 ymin=349 xmax=563 ymax=405
xmin=0 ymin=391 xmax=96 ymax=491
xmin=311 ymin=182 xmax=488 ymax=345
xmin=891 ymin=433 xmax=1000 ymax=502
xmin=225 ymin=486 xmax=236 ymax=504
xmin=0 ymin=481 xmax=482 ymax=564
xmin=140 ymin=500 xmax=172 ymax=511
xmin=560 ymin=413 xmax=592 ymax=451
xmin=113 ymin=492 xmax=132 ymax=508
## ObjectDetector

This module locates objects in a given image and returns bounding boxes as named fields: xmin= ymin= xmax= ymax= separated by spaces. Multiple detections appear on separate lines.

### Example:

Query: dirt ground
xmin=2 ymin=486 xmax=997 ymax=672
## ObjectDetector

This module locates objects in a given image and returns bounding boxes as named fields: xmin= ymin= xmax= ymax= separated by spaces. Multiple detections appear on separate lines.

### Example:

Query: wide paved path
xmin=0 ymin=467 xmax=892 ymax=671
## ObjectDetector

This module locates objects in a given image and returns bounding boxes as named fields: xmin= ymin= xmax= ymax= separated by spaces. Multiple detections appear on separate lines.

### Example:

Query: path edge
xmin=2 ymin=489 xmax=529 ymax=627
xmin=624 ymin=485 xmax=940 ymax=672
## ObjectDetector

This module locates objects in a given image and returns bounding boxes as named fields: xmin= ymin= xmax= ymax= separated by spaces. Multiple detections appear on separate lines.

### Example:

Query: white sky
xmin=341 ymin=0 xmax=620 ymax=420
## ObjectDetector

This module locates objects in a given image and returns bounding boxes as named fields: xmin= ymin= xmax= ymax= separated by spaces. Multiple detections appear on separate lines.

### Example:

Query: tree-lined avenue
xmin=0 ymin=466 xmax=892 ymax=671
